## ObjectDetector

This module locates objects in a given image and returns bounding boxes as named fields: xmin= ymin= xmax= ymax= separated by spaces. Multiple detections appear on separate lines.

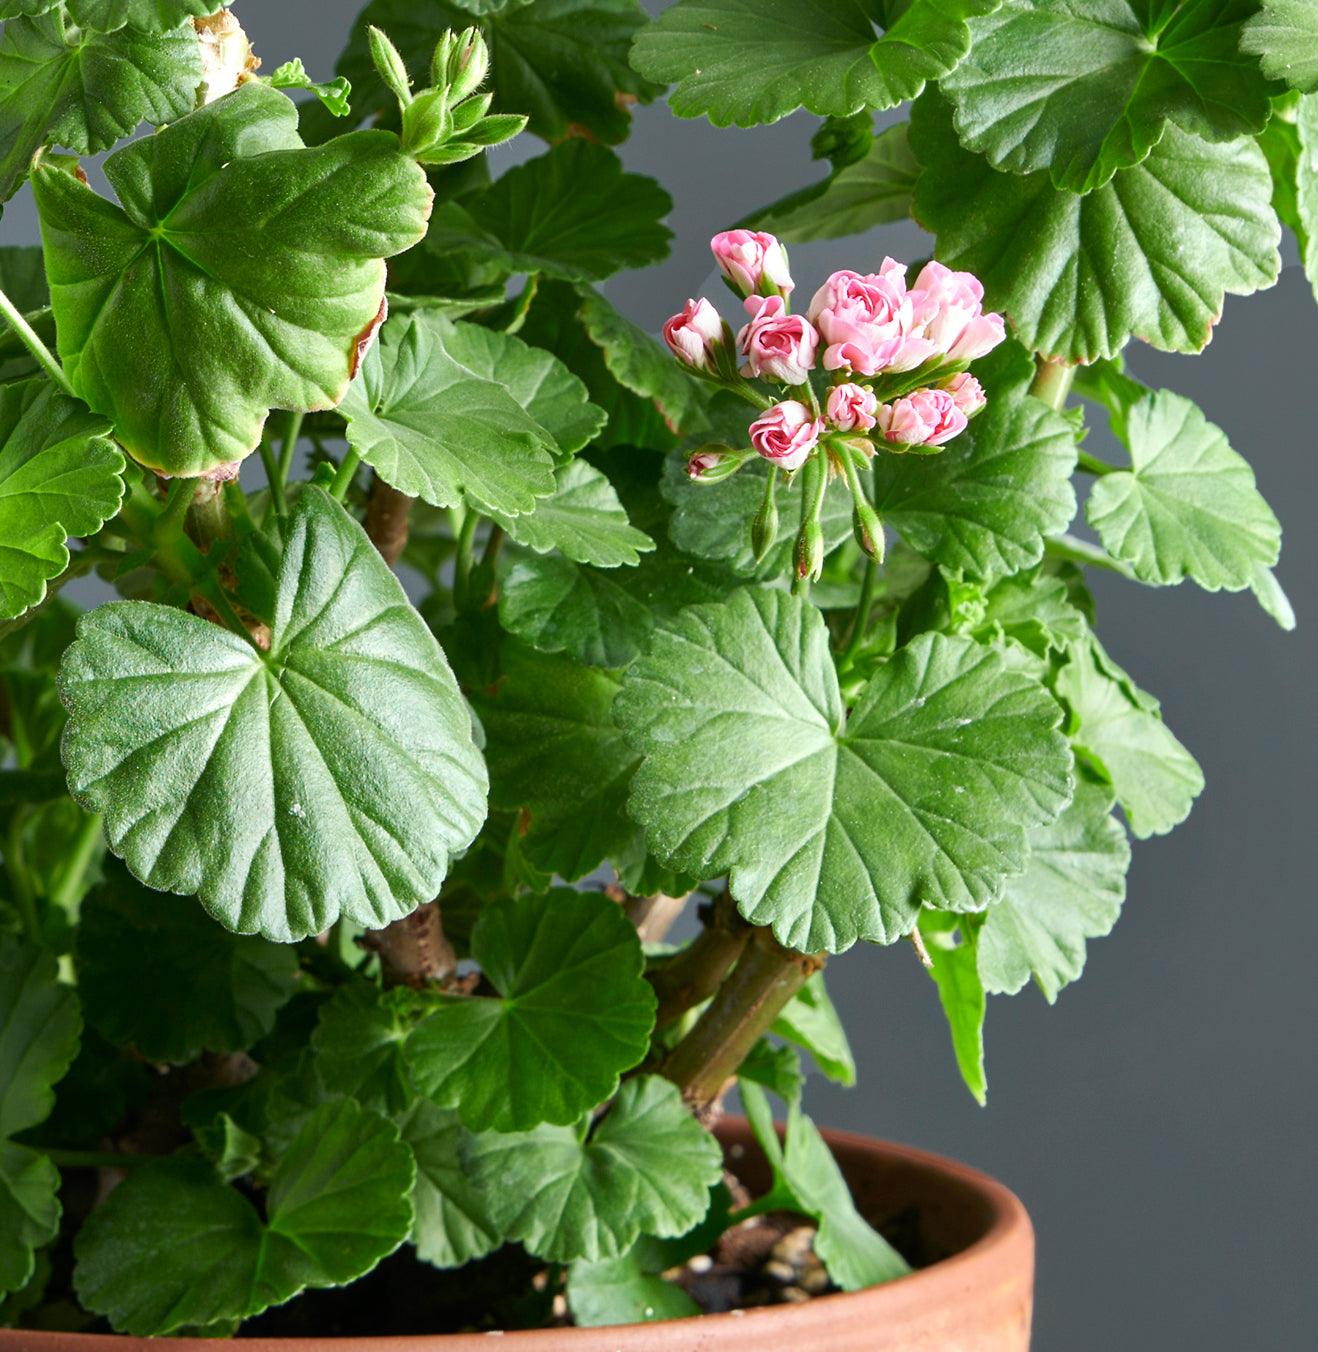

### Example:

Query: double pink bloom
xmin=876 ymin=376 xmax=985 ymax=448
xmin=737 ymin=295 xmax=818 ymax=386
xmin=662 ymin=297 xmax=725 ymax=372
xmin=710 ymin=229 xmax=794 ymax=298
xmin=749 ymin=400 xmax=824 ymax=473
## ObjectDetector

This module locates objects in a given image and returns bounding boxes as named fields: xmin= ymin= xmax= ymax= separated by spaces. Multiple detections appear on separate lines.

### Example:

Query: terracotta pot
xmin=1 ymin=1121 xmax=1033 ymax=1352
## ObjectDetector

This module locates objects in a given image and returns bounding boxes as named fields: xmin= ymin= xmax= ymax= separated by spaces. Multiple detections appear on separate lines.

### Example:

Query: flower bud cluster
xmin=665 ymin=231 xmax=1006 ymax=579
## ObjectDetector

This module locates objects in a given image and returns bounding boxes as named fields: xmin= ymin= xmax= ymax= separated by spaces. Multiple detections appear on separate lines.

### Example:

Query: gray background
xmin=8 ymin=2 xmax=1315 ymax=1347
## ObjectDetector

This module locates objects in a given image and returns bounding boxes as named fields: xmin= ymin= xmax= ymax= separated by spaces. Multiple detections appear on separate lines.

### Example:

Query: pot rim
xmin=1 ymin=1126 xmax=1034 ymax=1350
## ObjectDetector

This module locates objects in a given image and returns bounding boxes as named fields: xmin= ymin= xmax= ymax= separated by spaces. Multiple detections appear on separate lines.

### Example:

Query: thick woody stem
xmin=625 ymin=891 xmax=688 ymax=946
xmin=364 ymin=473 xmax=414 ymax=567
xmin=649 ymin=891 xmax=750 ymax=1029
xmin=661 ymin=925 xmax=824 ymax=1113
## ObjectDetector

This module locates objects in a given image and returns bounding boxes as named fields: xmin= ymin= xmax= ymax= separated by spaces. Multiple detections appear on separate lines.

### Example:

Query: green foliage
xmin=918 ymin=910 xmax=986 ymax=1104
xmin=59 ymin=488 xmax=488 ymax=942
xmin=66 ymin=1 xmax=228 ymax=31
xmin=33 ymin=84 xmax=432 ymax=474
xmin=1243 ymin=0 xmax=1318 ymax=92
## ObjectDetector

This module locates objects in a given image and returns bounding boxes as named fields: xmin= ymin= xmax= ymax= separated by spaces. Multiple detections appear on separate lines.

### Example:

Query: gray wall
xmin=13 ymin=3 xmax=1315 ymax=1347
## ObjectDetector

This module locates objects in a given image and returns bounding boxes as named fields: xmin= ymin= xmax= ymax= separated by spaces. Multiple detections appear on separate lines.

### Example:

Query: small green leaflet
xmin=918 ymin=910 xmax=986 ymax=1105
xmin=0 ymin=945 xmax=80 ymax=1296
xmin=944 ymin=0 xmax=1273 ymax=193
xmin=567 ymin=1248 xmax=700 ymax=1327
xmin=340 ymin=311 xmax=559 ymax=517
xmin=772 ymin=971 xmax=855 ymax=1086
xmin=268 ymin=59 xmax=352 ymax=119
xmin=73 ymin=1099 xmax=415 ymax=1336
xmin=979 ymin=779 xmax=1130 ymax=1004
xmin=0 ymin=379 xmax=125 ymax=623
xmin=749 ymin=122 xmax=918 ymax=243
xmin=33 ymin=84 xmax=432 ymax=475
xmin=1054 ymin=638 xmax=1203 ymax=841
xmin=328 ymin=0 xmax=656 ymax=146
xmin=911 ymin=91 xmax=1280 ymax=362
xmin=59 ymin=488 xmax=488 ymax=943
xmin=1243 ymin=0 xmax=1318 ymax=93
xmin=425 ymin=141 xmax=672 ymax=283
xmin=476 ymin=642 xmax=643 ymax=883
xmin=630 ymin=0 xmax=997 ymax=127
xmin=961 ymin=567 xmax=1089 ymax=661
xmin=77 ymin=860 xmax=299 ymax=1065
xmin=310 ymin=982 xmax=420 ymax=1117
xmin=460 ymin=1075 xmax=723 ymax=1262
xmin=1086 ymin=389 xmax=1282 ymax=595
xmin=490 ymin=460 xmax=655 ymax=568
xmin=398 ymin=1101 xmax=502 ymax=1269
xmin=875 ymin=388 xmax=1078 ymax=582
xmin=65 ymin=0 xmax=227 ymax=31
xmin=615 ymin=591 xmax=1073 ymax=953
xmin=405 ymin=889 xmax=655 ymax=1132
xmin=0 ymin=13 xmax=200 ymax=202
xmin=740 ymin=1082 xmax=909 ymax=1289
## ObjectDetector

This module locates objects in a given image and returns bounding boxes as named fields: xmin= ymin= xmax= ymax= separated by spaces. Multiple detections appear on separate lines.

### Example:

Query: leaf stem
xmin=1076 ymin=450 xmax=1116 ymax=476
xmin=329 ymin=448 xmax=363 ymax=502
xmin=1029 ymin=356 xmax=1075 ymax=412
xmin=843 ymin=557 xmax=879 ymax=661
xmin=453 ymin=507 xmax=480 ymax=609
xmin=4 ymin=808 xmax=39 ymax=942
xmin=1044 ymin=532 xmax=1135 ymax=578
xmin=279 ymin=411 xmax=304 ymax=488
xmin=661 ymin=926 xmax=824 ymax=1112
xmin=0 ymin=284 xmax=76 ymax=398
xmin=49 ymin=812 xmax=102 ymax=913
xmin=258 ymin=438 xmax=288 ymax=519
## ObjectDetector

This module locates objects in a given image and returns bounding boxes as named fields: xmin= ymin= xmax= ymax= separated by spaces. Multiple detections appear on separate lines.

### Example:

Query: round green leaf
xmin=462 ymin=1076 xmax=723 ymax=1262
xmin=74 ymin=1099 xmax=415 ymax=1336
xmin=59 ymin=488 xmax=488 ymax=943
xmin=77 ymin=860 xmax=300 ymax=1065
xmin=310 ymin=981 xmax=420 ymax=1117
xmin=341 ymin=311 xmax=559 ymax=517
xmin=0 ymin=379 xmax=125 ymax=623
xmin=66 ymin=1 xmax=227 ymax=31
xmin=615 ymin=591 xmax=1074 ymax=952
xmin=944 ymin=0 xmax=1273 ymax=192
xmin=1243 ymin=0 xmax=1318 ymax=93
xmin=978 ymin=779 xmax=1130 ymax=1003
xmin=33 ymin=84 xmax=432 ymax=475
xmin=1086 ymin=389 xmax=1282 ymax=591
xmin=874 ymin=389 xmax=1078 ymax=582
xmin=0 ymin=13 xmax=200 ymax=203
xmin=911 ymin=90 xmax=1280 ymax=361
xmin=405 ymin=889 xmax=656 ymax=1132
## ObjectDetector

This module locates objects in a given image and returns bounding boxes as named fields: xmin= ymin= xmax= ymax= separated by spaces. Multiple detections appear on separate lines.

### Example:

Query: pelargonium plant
xmin=0 ymin=0 xmax=1300 ymax=1339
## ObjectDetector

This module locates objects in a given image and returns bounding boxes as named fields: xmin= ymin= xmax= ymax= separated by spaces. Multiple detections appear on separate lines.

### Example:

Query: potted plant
xmin=0 ymin=0 xmax=1298 ymax=1346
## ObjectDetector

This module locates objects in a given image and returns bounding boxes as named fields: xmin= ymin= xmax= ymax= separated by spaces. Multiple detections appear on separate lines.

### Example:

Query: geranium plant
xmin=0 ymin=0 xmax=1300 ymax=1338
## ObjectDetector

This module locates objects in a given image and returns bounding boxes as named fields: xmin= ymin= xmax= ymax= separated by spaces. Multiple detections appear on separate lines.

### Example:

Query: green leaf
xmin=738 ymin=1038 xmax=806 ymax=1105
xmin=615 ymin=592 xmax=1073 ymax=953
xmin=1294 ymin=93 xmax=1318 ymax=301
xmin=875 ymin=389 xmax=1078 ymax=582
xmin=749 ymin=121 xmax=918 ymax=242
xmin=631 ymin=0 xmax=996 ymax=127
xmin=663 ymin=455 xmax=854 ymax=580
xmin=567 ymin=1247 xmax=701 ymax=1327
xmin=1054 ymin=638 xmax=1203 ymax=840
xmin=432 ymin=319 xmax=605 ymax=456
xmin=310 ymin=982 xmax=420 ymax=1117
xmin=1086 ymin=389 xmax=1281 ymax=593
xmin=0 ymin=13 xmax=200 ymax=202
xmin=772 ymin=971 xmax=855 ymax=1086
xmin=425 ymin=141 xmax=671 ymax=283
xmin=477 ymin=642 xmax=641 ymax=882
xmin=65 ymin=0 xmax=226 ymax=32
xmin=911 ymin=90 xmax=1280 ymax=362
xmin=1243 ymin=0 xmax=1318 ymax=92
xmin=33 ymin=83 xmax=432 ymax=475
xmin=944 ymin=0 xmax=1273 ymax=193
xmin=962 ymin=567 xmax=1089 ymax=660
xmin=1250 ymin=561 xmax=1296 ymax=631
xmin=979 ymin=779 xmax=1129 ymax=1003
xmin=74 ymin=1099 xmax=415 ymax=1336
xmin=918 ymin=910 xmax=986 ymax=1105
xmin=0 ymin=245 xmax=48 ymax=312
xmin=461 ymin=1075 xmax=722 ymax=1262
xmin=77 ymin=860 xmax=299 ymax=1065
xmin=332 ymin=0 xmax=655 ymax=146
xmin=405 ymin=889 xmax=655 ymax=1132
xmin=491 ymin=460 xmax=654 ymax=567
xmin=0 ymin=944 xmax=80 ymax=1295
xmin=0 ymin=378 xmax=125 ymax=623
xmin=59 ymin=488 xmax=488 ymax=943
xmin=398 ymin=1101 xmax=503 ymax=1269
xmin=341 ymin=311 xmax=558 ymax=516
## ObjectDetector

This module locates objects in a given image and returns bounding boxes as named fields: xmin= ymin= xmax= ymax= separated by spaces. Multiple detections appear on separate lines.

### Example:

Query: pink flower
xmin=663 ymin=297 xmax=725 ymax=372
xmin=748 ymin=400 xmax=824 ymax=472
xmin=942 ymin=371 xmax=986 ymax=416
xmin=826 ymin=381 xmax=878 ymax=433
xmin=738 ymin=295 xmax=819 ymax=385
xmin=807 ymin=261 xmax=911 ymax=376
xmin=877 ymin=388 xmax=967 ymax=448
xmin=710 ymin=229 xmax=793 ymax=298
xmin=947 ymin=312 xmax=1006 ymax=362
xmin=906 ymin=260 xmax=1006 ymax=365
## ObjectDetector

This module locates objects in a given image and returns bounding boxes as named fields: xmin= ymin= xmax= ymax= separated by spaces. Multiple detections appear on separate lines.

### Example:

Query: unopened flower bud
xmin=401 ymin=88 xmax=451 ymax=156
xmin=663 ymin=298 xmax=726 ymax=373
xmin=446 ymin=28 xmax=489 ymax=103
xmin=687 ymin=445 xmax=752 ymax=483
xmin=796 ymin=518 xmax=825 ymax=582
xmin=368 ymin=25 xmax=412 ymax=106
xmin=710 ymin=229 xmax=794 ymax=299
xmin=752 ymin=478 xmax=780 ymax=564
xmin=852 ymin=498 xmax=885 ymax=563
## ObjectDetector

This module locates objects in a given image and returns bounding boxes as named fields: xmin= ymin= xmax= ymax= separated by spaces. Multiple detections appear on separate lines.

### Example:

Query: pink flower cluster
xmin=664 ymin=233 xmax=1005 ymax=477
